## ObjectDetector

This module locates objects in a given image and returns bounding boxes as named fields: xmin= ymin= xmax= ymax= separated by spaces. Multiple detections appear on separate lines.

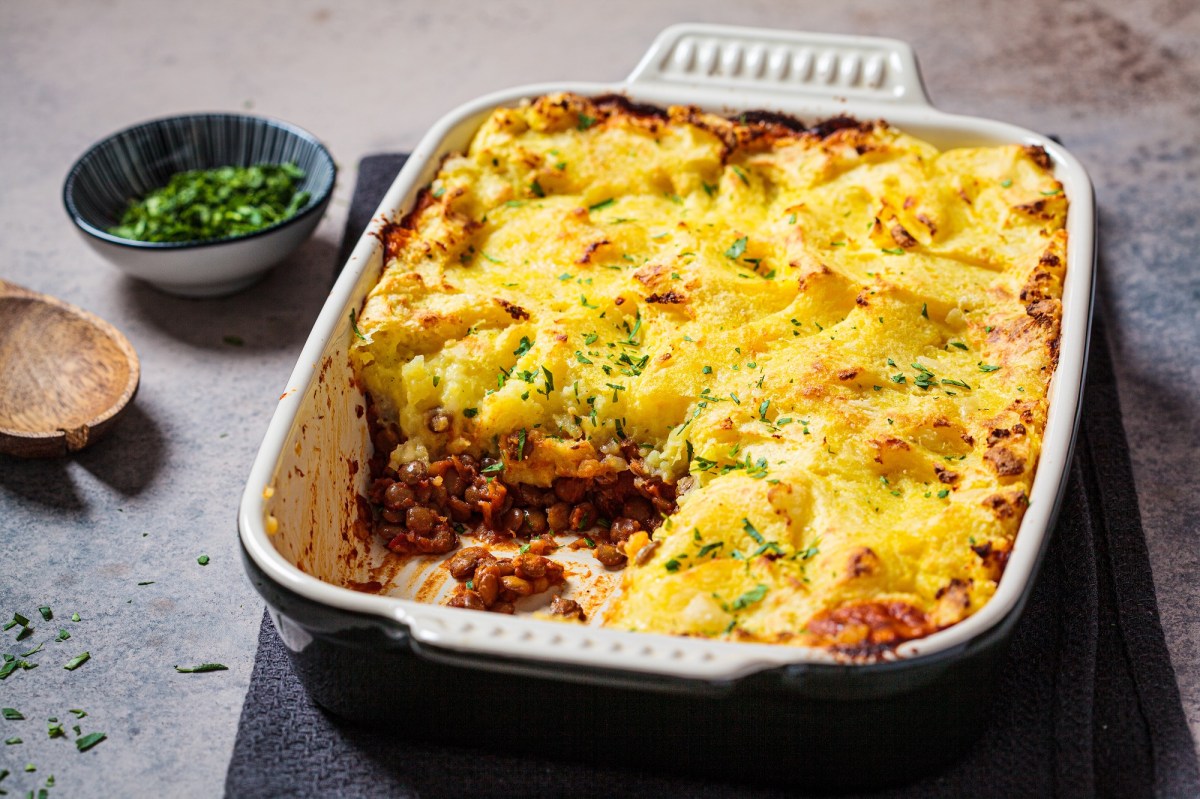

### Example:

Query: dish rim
xmin=62 ymin=111 xmax=338 ymax=251
xmin=238 ymin=25 xmax=1096 ymax=681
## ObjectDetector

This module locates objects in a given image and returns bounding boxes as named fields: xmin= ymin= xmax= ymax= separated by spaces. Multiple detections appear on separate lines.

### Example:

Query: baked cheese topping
xmin=352 ymin=93 xmax=1067 ymax=651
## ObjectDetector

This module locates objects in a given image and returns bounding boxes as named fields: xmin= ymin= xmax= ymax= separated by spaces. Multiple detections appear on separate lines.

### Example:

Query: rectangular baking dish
xmin=239 ymin=24 xmax=1095 ymax=787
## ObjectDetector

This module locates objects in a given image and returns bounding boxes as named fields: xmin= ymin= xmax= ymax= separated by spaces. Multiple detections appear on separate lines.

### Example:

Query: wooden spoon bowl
xmin=0 ymin=280 xmax=140 ymax=457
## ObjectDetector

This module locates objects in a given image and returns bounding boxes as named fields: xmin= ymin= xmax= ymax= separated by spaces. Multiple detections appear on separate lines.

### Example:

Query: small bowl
xmin=63 ymin=113 xmax=337 ymax=298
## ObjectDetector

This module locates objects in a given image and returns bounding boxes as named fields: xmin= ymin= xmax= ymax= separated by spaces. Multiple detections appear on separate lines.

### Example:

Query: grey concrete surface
xmin=1 ymin=1 xmax=1197 ymax=795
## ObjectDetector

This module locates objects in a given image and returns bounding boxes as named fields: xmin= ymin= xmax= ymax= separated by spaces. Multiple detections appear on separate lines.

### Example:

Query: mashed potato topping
xmin=352 ymin=93 xmax=1066 ymax=652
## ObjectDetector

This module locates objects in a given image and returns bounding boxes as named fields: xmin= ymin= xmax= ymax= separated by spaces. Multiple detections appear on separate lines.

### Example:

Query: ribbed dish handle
xmin=628 ymin=23 xmax=931 ymax=106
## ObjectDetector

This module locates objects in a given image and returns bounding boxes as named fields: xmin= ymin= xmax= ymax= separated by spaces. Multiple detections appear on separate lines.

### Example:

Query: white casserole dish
xmin=239 ymin=24 xmax=1095 ymax=683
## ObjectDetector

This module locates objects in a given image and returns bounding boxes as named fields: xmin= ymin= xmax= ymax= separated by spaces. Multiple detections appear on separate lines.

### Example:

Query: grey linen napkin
xmin=225 ymin=154 xmax=1200 ymax=799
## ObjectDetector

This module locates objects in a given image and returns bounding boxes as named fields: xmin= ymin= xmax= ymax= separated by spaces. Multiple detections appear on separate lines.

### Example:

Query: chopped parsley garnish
xmin=731 ymin=165 xmax=750 ymax=185
xmin=941 ymin=378 xmax=971 ymax=390
xmin=920 ymin=303 xmax=929 ymax=319
xmin=349 ymin=309 xmax=368 ymax=342
xmin=731 ymin=584 xmax=768 ymax=610
xmin=724 ymin=236 xmax=748 ymax=260
xmin=2 ymin=708 xmax=23 ymax=721
xmin=978 ymin=363 xmax=1001 ymax=372
xmin=463 ymin=408 xmax=479 ymax=418
xmin=881 ymin=247 xmax=905 ymax=255
xmin=588 ymin=198 xmax=615 ymax=212
xmin=664 ymin=559 xmax=681 ymax=572
xmin=937 ymin=489 xmax=950 ymax=499
xmin=76 ymin=732 xmax=107 ymax=752
xmin=577 ymin=113 xmax=596 ymax=131
xmin=63 ymin=652 xmax=90 ymax=671
xmin=741 ymin=518 xmax=765 ymax=545
xmin=575 ymin=351 xmax=593 ymax=364
xmin=513 ymin=336 xmax=533 ymax=357
xmin=108 ymin=162 xmax=310 ymax=243
xmin=174 ymin=663 xmax=229 ymax=673
xmin=698 ymin=542 xmax=724 ymax=558
xmin=37 ymin=607 xmax=52 ymax=622
xmin=950 ymin=341 xmax=969 ymax=350
xmin=481 ymin=462 xmax=505 ymax=474
xmin=530 ymin=179 xmax=545 ymax=198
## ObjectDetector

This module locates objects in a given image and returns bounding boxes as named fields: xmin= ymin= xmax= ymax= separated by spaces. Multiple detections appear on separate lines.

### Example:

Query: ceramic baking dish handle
xmin=628 ymin=23 xmax=931 ymax=107
xmin=395 ymin=605 xmax=796 ymax=686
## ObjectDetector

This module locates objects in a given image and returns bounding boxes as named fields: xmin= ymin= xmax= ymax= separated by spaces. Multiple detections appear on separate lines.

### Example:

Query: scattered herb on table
xmin=63 ymin=652 xmax=90 ymax=671
xmin=75 ymin=731 xmax=106 ymax=752
xmin=2 ymin=708 xmax=23 ymax=720
xmin=108 ymin=162 xmax=311 ymax=243
xmin=222 ymin=335 xmax=244 ymax=347
xmin=174 ymin=663 xmax=228 ymax=673
xmin=197 ymin=555 xmax=210 ymax=566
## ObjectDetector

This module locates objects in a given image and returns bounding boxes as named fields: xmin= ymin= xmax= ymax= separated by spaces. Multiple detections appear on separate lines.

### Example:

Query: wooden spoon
xmin=0 ymin=280 xmax=140 ymax=458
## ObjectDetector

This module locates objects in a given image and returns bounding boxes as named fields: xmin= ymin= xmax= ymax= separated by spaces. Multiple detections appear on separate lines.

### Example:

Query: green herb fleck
xmin=978 ymin=363 xmax=1001 ymax=372
xmin=349 ymin=309 xmax=369 ymax=342
xmin=63 ymin=652 xmax=90 ymax=671
xmin=588 ymin=198 xmax=615 ymax=212
xmin=731 ymin=584 xmax=768 ymax=611
xmin=174 ymin=663 xmax=229 ymax=673
xmin=2 ymin=709 xmax=23 ymax=721
xmin=724 ymin=236 xmax=748 ymax=260
xmin=75 ymin=732 xmax=106 ymax=752
xmin=197 ymin=555 xmax=210 ymax=566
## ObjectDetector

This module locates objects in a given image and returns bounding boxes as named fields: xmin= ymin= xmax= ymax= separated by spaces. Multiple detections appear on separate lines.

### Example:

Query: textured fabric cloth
xmin=225 ymin=154 xmax=1199 ymax=799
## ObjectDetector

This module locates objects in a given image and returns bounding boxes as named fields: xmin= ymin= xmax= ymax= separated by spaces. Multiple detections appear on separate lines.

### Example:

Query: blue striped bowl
xmin=64 ymin=113 xmax=336 ymax=297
